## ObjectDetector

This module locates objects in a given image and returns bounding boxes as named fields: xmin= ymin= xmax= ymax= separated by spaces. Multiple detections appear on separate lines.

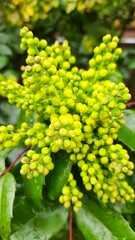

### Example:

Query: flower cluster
xmin=0 ymin=27 xmax=134 ymax=210
xmin=59 ymin=173 xmax=83 ymax=212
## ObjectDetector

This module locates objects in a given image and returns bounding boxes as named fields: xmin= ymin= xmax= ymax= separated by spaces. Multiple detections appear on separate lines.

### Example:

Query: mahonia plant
xmin=0 ymin=26 xmax=134 ymax=212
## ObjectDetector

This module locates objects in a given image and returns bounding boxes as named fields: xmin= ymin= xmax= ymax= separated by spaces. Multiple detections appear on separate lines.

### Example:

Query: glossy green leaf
xmin=74 ymin=200 xmax=116 ymax=240
xmin=23 ymin=174 xmax=45 ymax=209
xmin=46 ymin=150 xmax=72 ymax=200
xmin=0 ymin=173 xmax=16 ymax=239
xmin=11 ymin=203 xmax=69 ymax=240
xmin=11 ymin=219 xmax=35 ymax=240
xmin=12 ymin=197 xmax=34 ymax=233
xmin=34 ymin=205 xmax=68 ymax=238
xmin=118 ymin=110 xmax=135 ymax=150
xmin=84 ymin=198 xmax=135 ymax=240
xmin=109 ymin=201 xmax=135 ymax=214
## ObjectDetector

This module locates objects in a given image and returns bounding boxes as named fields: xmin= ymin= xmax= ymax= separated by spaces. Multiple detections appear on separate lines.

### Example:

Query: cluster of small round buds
xmin=59 ymin=173 xmax=83 ymax=212
xmin=87 ymin=34 xmax=122 ymax=82
xmin=0 ymin=124 xmax=25 ymax=150
xmin=24 ymin=122 xmax=47 ymax=148
xmin=0 ymin=28 xmax=134 ymax=208
xmin=44 ymin=113 xmax=85 ymax=153
xmin=75 ymin=138 xmax=135 ymax=204
xmin=20 ymin=147 xmax=54 ymax=179
xmin=107 ymin=144 xmax=134 ymax=176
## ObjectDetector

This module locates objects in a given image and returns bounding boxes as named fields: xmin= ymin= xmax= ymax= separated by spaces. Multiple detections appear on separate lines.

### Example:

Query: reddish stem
xmin=126 ymin=101 xmax=135 ymax=107
xmin=0 ymin=145 xmax=32 ymax=176
xmin=69 ymin=204 xmax=73 ymax=240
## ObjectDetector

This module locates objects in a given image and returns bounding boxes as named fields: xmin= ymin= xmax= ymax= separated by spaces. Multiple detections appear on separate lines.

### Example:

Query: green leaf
xmin=3 ymin=69 xmax=19 ymax=79
xmin=0 ymin=44 xmax=13 ymax=56
xmin=12 ymin=197 xmax=34 ymax=233
xmin=0 ymin=33 xmax=11 ymax=44
xmin=0 ymin=148 xmax=13 ymax=173
xmin=118 ymin=110 xmax=135 ymax=151
xmin=109 ymin=201 xmax=135 ymax=214
xmin=83 ymin=198 xmax=135 ymax=240
xmin=0 ymin=101 xmax=20 ymax=125
xmin=23 ymin=174 xmax=45 ymax=209
xmin=128 ymin=60 xmax=135 ymax=70
xmin=11 ymin=203 xmax=69 ymax=240
xmin=74 ymin=199 xmax=116 ymax=240
xmin=0 ymin=173 xmax=16 ymax=239
xmin=15 ymin=109 xmax=33 ymax=129
xmin=66 ymin=2 xmax=76 ymax=13
xmin=34 ymin=205 xmax=68 ymax=239
xmin=11 ymin=219 xmax=35 ymax=240
xmin=51 ymin=223 xmax=84 ymax=240
xmin=0 ymin=56 xmax=9 ymax=69
xmin=46 ymin=150 xmax=72 ymax=200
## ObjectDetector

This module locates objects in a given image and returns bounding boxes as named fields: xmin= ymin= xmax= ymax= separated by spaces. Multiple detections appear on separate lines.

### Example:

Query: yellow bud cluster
xmin=59 ymin=173 xmax=83 ymax=212
xmin=0 ymin=28 xmax=134 ymax=210
xmin=77 ymin=142 xmax=134 ymax=204
xmin=0 ymin=124 xmax=25 ymax=151
xmin=20 ymin=147 xmax=54 ymax=179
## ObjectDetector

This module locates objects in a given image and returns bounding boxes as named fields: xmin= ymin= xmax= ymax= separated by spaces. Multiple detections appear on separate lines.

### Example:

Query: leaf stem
xmin=0 ymin=145 xmax=32 ymax=176
xmin=69 ymin=203 xmax=73 ymax=240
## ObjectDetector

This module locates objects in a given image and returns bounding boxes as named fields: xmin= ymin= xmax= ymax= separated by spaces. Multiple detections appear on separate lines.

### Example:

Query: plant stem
xmin=69 ymin=204 xmax=73 ymax=240
xmin=0 ymin=145 xmax=32 ymax=175
xmin=126 ymin=101 xmax=135 ymax=107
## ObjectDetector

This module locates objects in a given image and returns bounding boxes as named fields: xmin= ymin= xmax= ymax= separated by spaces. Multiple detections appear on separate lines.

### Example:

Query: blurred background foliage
xmin=0 ymin=0 xmax=135 ymax=79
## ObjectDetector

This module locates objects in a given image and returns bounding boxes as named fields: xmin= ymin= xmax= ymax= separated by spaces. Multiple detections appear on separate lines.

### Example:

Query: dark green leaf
xmin=83 ymin=198 xmax=135 ymax=240
xmin=11 ymin=203 xmax=69 ymax=240
xmin=0 ymin=33 xmax=11 ymax=44
xmin=46 ymin=150 xmax=72 ymax=200
xmin=12 ymin=197 xmax=34 ymax=233
xmin=11 ymin=219 xmax=35 ymax=240
xmin=109 ymin=201 xmax=135 ymax=214
xmin=118 ymin=110 xmax=135 ymax=151
xmin=75 ymin=200 xmax=116 ymax=240
xmin=51 ymin=223 xmax=84 ymax=240
xmin=23 ymin=174 xmax=45 ymax=209
xmin=34 ymin=205 xmax=68 ymax=239
xmin=0 ymin=56 xmax=9 ymax=69
xmin=128 ymin=61 xmax=135 ymax=70
xmin=0 ymin=173 xmax=16 ymax=239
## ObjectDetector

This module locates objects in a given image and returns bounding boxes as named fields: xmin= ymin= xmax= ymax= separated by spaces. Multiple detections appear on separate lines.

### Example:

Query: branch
xmin=0 ymin=145 xmax=32 ymax=176
xmin=126 ymin=101 xmax=135 ymax=107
